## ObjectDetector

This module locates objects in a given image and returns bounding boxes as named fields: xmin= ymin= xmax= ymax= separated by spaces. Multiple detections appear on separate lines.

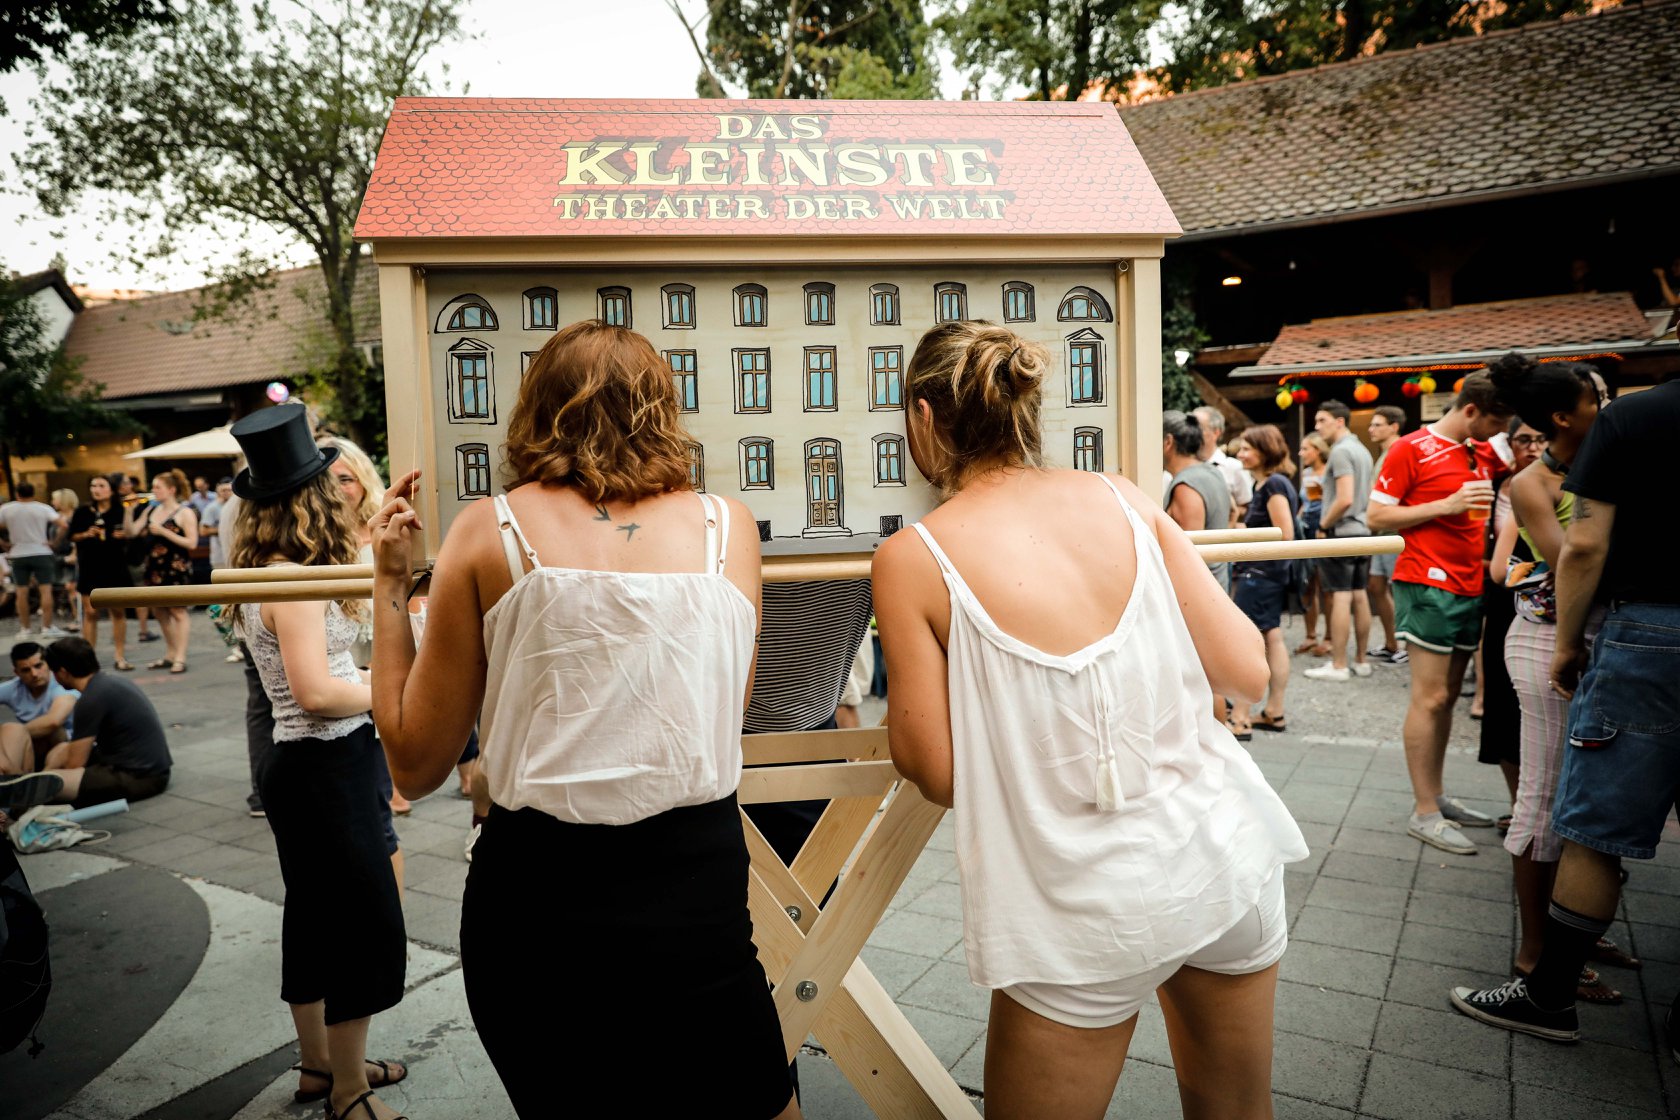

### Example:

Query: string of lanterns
xmin=1272 ymin=373 xmax=1469 ymax=409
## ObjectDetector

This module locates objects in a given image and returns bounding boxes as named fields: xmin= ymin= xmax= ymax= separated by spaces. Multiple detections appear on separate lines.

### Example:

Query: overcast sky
xmin=0 ymin=0 xmax=968 ymax=291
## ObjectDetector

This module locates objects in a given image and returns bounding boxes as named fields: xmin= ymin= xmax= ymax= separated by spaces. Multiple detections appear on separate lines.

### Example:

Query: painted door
xmin=806 ymin=439 xmax=843 ymax=529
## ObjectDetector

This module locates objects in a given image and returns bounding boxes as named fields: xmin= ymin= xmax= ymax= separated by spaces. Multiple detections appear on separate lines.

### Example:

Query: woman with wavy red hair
xmin=369 ymin=321 xmax=798 ymax=1118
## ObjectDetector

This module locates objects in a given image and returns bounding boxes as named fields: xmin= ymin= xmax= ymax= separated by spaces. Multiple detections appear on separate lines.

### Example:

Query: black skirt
xmin=462 ymin=795 xmax=793 ymax=1118
xmin=1478 ymin=583 xmax=1521 ymax=767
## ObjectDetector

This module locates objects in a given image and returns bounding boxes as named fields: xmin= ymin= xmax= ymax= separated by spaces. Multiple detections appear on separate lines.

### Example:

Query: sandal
xmin=1253 ymin=711 xmax=1288 ymax=733
xmin=146 ymin=658 xmax=171 ymax=670
xmin=1577 ymin=966 xmax=1623 ymax=1005
xmin=1224 ymin=718 xmax=1253 ymax=743
xmin=113 ymin=659 xmax=135 ymax=672
xmin=293 ymin=1059 xmax=408 ymax=1104
xmin=327 ymin=1088 xmax=408 ymax=1120
xmin=1294 ymin=638 xmax=1322 ymax=654
xmin=169 ymin=661 xmax=187 ymax=674
xmin=1592 ymin=936 xmax=1642 ymax=971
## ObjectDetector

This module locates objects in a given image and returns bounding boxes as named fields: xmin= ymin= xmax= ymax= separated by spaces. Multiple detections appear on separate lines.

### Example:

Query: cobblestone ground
xmin=5 ymin=610 xmax=1678 ymax=1118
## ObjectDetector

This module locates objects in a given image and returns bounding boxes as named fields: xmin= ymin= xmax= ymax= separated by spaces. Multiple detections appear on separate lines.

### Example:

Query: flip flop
xmin=113 ymin=659 xmax=135 ymax=672
xmin=169 ymin=661 xmax=188 ymax=674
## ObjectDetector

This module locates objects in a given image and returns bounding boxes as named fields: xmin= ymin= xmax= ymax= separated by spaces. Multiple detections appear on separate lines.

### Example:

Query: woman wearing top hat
xmin=228 ymin=404 xmax=411 ymax=1120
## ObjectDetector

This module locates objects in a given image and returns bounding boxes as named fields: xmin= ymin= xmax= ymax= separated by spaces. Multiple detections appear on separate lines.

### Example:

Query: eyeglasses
xmin=1509 ymin=435 xmax=1548 ymax=448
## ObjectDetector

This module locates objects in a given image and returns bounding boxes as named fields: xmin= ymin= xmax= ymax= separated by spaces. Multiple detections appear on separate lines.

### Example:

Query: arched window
xmin=456 ymin=443 xmax=492 ymax=498
xmin=523 ymin=287 xmax=557 ymax=330
xmin=1066 ymin=329 xmax=1104 ymax=405
xmin=739 ymin=438 xmax=774 ymax=490
xmin=934 ymin=282 xmax=967 ymax=323
xmin=873 ymin=435 xmax=906 ymax=486
xmin=436 ymin=294 xmax=499 ymax=333
xmin=447 ymin=339 xmax=495 ymax=422
xmin=1073 ymin=427 xmax=1103 ymax=472
xmin=662 ymin=284 xmax=696 ymax=329
xmin=734 ymin=283 xmax=768 ymax=327
xmin=1057 ymin=286 xmax=1112 ymax=322
xmin=1002 ymin=281 xmax=1035 ymax=323
xmin=597 ymin=286 xmax=631 ymax=328
xmin=870 ymin=283 xmax=900 ymax=326
xmin=804 ymin=282 xmax=835 ymax=326
xmin=686 ymin=442 xmax=706 ymax=492
xmin=665 ymin=350 xmax=698 ymax=412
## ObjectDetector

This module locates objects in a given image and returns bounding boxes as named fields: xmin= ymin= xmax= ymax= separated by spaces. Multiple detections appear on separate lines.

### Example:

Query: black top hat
xmin=230 ymin=404 xmax=340 ymax=501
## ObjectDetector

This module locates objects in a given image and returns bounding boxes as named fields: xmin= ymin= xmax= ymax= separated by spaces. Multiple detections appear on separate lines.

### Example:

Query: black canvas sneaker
xmin=1450 ymin=977 xmax=1578 ymax=1041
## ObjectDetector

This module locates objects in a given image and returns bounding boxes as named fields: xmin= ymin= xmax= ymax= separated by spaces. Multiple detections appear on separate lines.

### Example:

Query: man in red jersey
xmin=1368 ymin=371 xmax=1513 ymax=855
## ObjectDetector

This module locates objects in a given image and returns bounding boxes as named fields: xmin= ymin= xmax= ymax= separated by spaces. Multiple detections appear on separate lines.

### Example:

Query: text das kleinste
xmin=552 ymin=114 xmax=1007 ymax=223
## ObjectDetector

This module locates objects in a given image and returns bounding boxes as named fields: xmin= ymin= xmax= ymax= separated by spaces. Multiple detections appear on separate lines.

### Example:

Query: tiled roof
xmin=1118 ymin=2 xmax=1680 ymax=237
xmin=354 ymin=98 xmax=1180 ymax=240
xmin=65 ymin=264 xmax=380 ymax=401
xmin=1248 ymin=291 xmax=1656 ymax=375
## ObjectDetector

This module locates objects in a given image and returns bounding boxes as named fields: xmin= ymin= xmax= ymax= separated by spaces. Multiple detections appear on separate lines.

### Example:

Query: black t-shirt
xmin=1564 ymin=379 xmax=1680 ymax=604
xmin=1238 ymin=472 xmax=1301 ymax=579
xmin=72 ymin=672 xmax=172 ymax=775
xmin=69 ymin=504 xmax=126 ymax=568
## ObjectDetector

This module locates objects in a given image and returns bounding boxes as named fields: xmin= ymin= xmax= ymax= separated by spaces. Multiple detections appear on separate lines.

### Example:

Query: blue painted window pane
xmin=602 ymin=297 xmax=626 ymax=326
xmin=1071 ymin=345 xmax=1099 ymax=403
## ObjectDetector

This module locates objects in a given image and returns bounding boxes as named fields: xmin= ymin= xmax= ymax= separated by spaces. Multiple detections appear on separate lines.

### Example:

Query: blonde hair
xmin=503 ymin=320 xmax=692 ymax=502
xmin=229 ymin=471 xmax=367 ymax=623
xmin=1299 ymin=433 xmax=1330 ymax=467
xmin=51 ymin=488 xmax=79 ymax=515
xmin=152 ymin=469 xmax=190 ymax=502
xmin=904 ymin=321 xmax=1047 ymax=493
xmin=321 ymin=436 xmax=385 ymax=523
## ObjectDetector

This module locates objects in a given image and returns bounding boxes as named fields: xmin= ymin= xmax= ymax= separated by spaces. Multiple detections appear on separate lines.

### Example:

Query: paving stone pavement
xmin=4 ymin=610 xmax=1678 ymax=1117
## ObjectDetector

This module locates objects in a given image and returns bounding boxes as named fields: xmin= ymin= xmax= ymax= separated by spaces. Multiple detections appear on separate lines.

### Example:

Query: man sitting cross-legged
xmin=32 ymin=637 xmax=172 ymax=808
xmin=0 ymin=641 xmax=79 ymax=775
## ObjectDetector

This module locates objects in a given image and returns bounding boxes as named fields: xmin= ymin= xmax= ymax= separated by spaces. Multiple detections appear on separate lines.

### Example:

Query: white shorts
xmin=1002 ymin=868 xmax=1288 ymax=1029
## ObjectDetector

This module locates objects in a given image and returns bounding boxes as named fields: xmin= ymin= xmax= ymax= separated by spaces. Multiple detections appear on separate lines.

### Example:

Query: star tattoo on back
xmin=616 ymin=523 xmax=642 ymax=542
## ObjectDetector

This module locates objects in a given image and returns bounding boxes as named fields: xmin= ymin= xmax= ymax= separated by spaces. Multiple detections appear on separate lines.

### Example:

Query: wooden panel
xmin=791 ymin=794 xmax=891 ymax=901
xmin=742 ymin=727 xmax=888 ymax=766
xmin=738 ymin=760 xmax=898 ymax=805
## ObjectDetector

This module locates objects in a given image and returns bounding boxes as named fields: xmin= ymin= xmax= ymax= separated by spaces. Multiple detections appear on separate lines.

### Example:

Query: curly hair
xmin=1487 ymin=352 xmax=1598 ymax=438
xmin=228 ymin=471 xmax=367 ymax=623
xmin=905 ymin=320 xmax=1047 ymax=493
xmin=502 ymin=320 xmax=692 ymax=502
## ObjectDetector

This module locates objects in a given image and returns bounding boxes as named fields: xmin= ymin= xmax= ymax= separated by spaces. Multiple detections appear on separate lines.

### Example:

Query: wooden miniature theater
xmin=354 ymin=98 xmax=1182 ymax=560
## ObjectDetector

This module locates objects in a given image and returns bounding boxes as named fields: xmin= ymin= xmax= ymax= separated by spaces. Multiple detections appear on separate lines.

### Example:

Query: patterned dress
xmin=143 ymin=509 xmax=194 ymax=587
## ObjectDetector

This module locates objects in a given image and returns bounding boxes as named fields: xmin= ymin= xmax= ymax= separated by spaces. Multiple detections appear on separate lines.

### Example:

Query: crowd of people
xmin=2 ymin=316 xmax=1675 ymax=1118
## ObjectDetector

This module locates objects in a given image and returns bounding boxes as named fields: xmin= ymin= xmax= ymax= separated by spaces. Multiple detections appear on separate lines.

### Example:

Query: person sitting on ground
xmin=32 ymin=637 xmax=171 ymax=807
xmin=0 ymin=641 xmax=79 ymax=775
xmin=873 ymin=321 xmax=1307 ymax=1119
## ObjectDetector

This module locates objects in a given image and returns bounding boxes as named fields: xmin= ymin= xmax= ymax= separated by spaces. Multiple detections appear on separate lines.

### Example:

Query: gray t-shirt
xmin=0 ymin=500 xmax=60 ymax=558
xmin=1167 ymin=461 xmax=1233 ymax=584
xmin=1321 ymin=435 xmax=1374 ymax=535
xmin=72 ymin=672 xmax=172 ymax=775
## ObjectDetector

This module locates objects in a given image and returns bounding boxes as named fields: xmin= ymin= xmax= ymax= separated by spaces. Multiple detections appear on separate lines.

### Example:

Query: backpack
xmin=0 ymin=841 xmax=51 ymax=1056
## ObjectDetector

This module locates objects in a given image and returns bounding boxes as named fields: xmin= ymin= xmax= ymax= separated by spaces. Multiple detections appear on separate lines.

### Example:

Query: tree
xmin=936 ymin=0 xmax=1162 ymax=101
xmin=0 ymin=272 xmax=139 ymax=499
xmin=0 ymin=0 xmax=173 ymax=74
xmin=16 ymin=0 xmax=463 ymax=459
xmin=1160 ymin=262 xmax=1208 ymax=413
xmin=686 ymin=0 xmax=937 ymax=100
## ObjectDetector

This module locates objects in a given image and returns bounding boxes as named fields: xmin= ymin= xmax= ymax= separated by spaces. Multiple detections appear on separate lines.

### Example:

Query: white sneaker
xmin=1409 ymin=812 xmax=1477 ymax=855
xmin=1438 ymin=794 xmax=1495 ymax=828
xmin=464 ymin=821 xmax=482 ymax=863
xmin=1351 ymin=662 xmax=1373 ymax=678
xmin=1305 ymin=663 xmax=1351 ymax=682
xmin=14 ymin=628 xmax=36 ymax=638
xmin=40 ymin=626 xmax=69 ymax=638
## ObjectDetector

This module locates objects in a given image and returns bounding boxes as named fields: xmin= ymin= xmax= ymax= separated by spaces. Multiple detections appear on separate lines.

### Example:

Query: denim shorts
xmin=1551 ymin=603 xmax=1680 ymax=860
xmin=1234 ymin=568 xmax=1288 ymax=633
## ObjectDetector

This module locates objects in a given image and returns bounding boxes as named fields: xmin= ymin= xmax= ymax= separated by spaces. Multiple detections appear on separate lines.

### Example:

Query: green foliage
xmin=0 ymin=271 xmax=140 ymax=496
xmin=937 ymin=0 xmax=1162 ymax=101
xmin=15 ymin=0 xmax=464 ymax=459
xmin=1161 ymin=263 xmax=1208 ymax=413
xmin=0 ymin=0 xmax=173 ymax=75
xmin=704 ymin=0 xmax=936 ymax=99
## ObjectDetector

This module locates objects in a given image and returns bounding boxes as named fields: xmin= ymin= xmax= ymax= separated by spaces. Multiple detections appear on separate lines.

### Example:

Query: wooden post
xmin=1119 ymin=257 xmax=1165 ymax=504
xmin=379 ymin=263 xmax=437 ymax=559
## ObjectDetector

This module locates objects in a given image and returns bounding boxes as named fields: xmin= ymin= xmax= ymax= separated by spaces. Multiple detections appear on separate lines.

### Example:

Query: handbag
xmin=1505 ymin=557 xmax=1557 ymax=625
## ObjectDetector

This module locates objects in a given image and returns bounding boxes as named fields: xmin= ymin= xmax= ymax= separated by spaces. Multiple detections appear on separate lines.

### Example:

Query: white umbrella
xmin=123 ymin=425 xmax=241 ymax=460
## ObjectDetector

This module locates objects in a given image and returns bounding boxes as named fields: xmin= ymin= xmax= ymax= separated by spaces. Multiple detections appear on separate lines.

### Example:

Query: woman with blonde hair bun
xmin=873 ymin=320 xmax=1308 ymax=1119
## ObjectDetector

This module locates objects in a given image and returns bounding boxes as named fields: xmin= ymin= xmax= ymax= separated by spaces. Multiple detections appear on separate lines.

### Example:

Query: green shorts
xmin=1393 ymin=581 xmax=1483 ymax=654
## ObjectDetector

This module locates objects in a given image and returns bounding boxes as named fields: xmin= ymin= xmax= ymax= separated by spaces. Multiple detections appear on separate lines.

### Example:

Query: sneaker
xmin=39 ymin=626 xmax=69 ymax=639
xmin=248 ymin=806 xmax=267 ymax=818
xmin=13 ymin=628 xmax=36 ymax=639
xmin=1351 ymin=662 xmax=1373 ymax=678
xmin=1409 ymin=812 xmax=1477 ymax=855
xmin=1438 ymin=794 xmax=1495 ymax=828
xmin=464 ymin=821 xmax=482 ymax=863
xmin=137 ymin=631 xmax=160 ymax=643
xmin=225 ymin=650 xmax=245 ymax=663
xmin=1305 ymin=663 xmax=1351 ymax=682
xmin=1450 ymin=977 xmax=1578 ymax=1041
xmin=1368 ymin=647 xmax=1405 ymax=664
xmin=0 ymin=773 xmax=65 ymax=817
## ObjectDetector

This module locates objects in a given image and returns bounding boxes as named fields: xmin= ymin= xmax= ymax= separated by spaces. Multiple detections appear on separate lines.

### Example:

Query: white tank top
xmin=913 ymin=474 xmax=1308 ymax=989
xmin=478 ymin=492 xmax=755 ymax=826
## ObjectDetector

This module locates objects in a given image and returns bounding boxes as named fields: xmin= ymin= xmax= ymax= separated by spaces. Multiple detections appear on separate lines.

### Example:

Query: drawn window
xmin=873 ymin=435 xmax=905 ymax=486
xmin=447 ymin=339 xmax=495 ymax=422
xmin=879 ymin=514 xmax=903 ymax=537
xmin=1067 ymin=329 xmax=1104 ymax=405
xmin=805 ymin=347 xmax=837 ymax=411
xmin=935 ymin=282 xmax=967 ymax=323
xmin=665 ymin=350 xmax=698 ymax=412
xmin=1074 ymin=427 xmax=1103 ymax=472
xmin=456 ymin=443 xmax=492 ymax=498
xmin=804 ymin=282 xmax=835 ymax=326
xmin=598 ymin=286 xmax=631 ymax=328
xmin=662 ymin=284 xmax=696 ymax=329
xmin=520 ymin=352 xmax=539 ymax=377
xmin=870 ymin=347 xmax=903 ymax=411
xmin=870 ymin=284 xmax=900 ymax=326
xmin=523 ymin=287 xmax=557 ymax=330
xmin=735 ymin=349 xmax=770 ymax=413
xmin=1002 ymin=282 xmax=1035 ymax=323
xmin=437 ymin=294 xmax=498 ymax=333
xmin=740 ymin=438 xmax=773 ymax=490
xmin=686 ymin=442 xmax=705 ymax=492
xmin=734 ymin=284 xmax=767 ymax=327
xmin=1058 ymin=286 xmax=1113 ymax=322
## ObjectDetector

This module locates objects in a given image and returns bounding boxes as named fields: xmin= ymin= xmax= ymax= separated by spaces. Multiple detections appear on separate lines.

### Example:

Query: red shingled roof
xmin=1119 ymin=2 xmax=1680 ymax=237
xmin=1247 ymin=291 xmax=1657 ymax=377
xmin=65 ymin=264 xmax=380 ymax=400
xmin=354 ymin=98 xmax=1180 ymax=240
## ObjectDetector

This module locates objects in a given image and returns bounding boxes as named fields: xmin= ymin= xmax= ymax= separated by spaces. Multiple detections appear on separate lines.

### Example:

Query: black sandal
xmin=327 ymin=1089 xmax=408 ymax=1120
xmin=293 ymin=1059 xmax=408 ymax=1104
xmin=1253 ymin=711 xmax=1287 ymax=733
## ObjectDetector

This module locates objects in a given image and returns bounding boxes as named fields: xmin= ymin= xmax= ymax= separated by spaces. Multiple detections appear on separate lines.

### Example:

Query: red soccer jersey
xmin=1370 ymin=425 xmax=1507 ymax=597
